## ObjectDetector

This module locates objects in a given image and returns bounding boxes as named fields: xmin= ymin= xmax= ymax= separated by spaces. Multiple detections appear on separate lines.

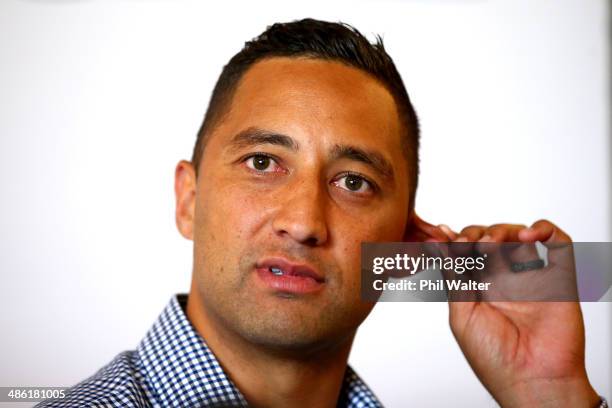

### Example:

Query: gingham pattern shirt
xmin=37 ymin=294 xmax=383 ymax=407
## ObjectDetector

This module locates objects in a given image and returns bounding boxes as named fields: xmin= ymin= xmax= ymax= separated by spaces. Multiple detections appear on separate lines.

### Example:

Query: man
xmin=39 ymin=19 xmax=605 ymax=407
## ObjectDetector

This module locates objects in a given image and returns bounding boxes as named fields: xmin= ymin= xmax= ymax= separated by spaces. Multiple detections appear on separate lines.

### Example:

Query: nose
xmin=271 ymin=178 xmax=329 ymax=246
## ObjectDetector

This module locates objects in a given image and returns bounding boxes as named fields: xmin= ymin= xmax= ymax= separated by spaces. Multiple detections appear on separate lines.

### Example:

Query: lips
xmin=255 ymin=257 xmax=325 ymax=294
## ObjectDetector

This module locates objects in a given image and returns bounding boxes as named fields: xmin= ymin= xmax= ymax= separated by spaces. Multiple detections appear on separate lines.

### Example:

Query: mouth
xmin=255 ymin=257 xmax=325 ymax=295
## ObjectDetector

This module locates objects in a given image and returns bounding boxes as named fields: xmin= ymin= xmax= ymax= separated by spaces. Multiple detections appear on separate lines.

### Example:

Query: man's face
xmin=189 ymin=57 xmax=411 ymax=352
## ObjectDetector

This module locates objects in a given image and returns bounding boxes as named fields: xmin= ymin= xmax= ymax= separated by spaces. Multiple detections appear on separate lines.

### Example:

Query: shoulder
xmin=36 ymin=351 xmax=151 ymax=408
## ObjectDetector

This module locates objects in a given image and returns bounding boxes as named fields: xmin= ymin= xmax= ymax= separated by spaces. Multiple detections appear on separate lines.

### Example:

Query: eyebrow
xmin=330 ymin=144 xmax=395 ymax=181
xmin=228 ymin=127 xmax=299 ymax=152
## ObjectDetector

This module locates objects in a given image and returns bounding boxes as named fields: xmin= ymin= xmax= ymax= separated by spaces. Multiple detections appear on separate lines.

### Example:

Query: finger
xmin=518 ymin=219 xmax=572 ymax=244
xmin=519 ymin=220 xmax=575 ymax=279
xmin=438 ymin=224 xmax=458 ymax=241
xmin=405 ymin=213 xmax=451 ymax=242
xmin=449 ymin=225 xmax=485 ymax=258
xmin=483 ymin=224 xmax=527 ymax=243
xmin=457 ymin=225 xmax=487 ymax=242
xmin=475 ymin=224 xmax=538 ymax=269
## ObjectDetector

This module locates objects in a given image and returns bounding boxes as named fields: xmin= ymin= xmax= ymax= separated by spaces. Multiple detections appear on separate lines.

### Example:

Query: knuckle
xmin=532 ymin=218 xmax=552 ymax=227
xmin=490 ymin=223 xmax=526 ymax=230
xmin=460 ymin=225 xmax=484 ymax=235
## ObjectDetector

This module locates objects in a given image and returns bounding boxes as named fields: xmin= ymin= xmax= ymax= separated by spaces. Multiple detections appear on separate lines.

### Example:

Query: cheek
xmin=332 ymin=207 xmax=407 ymax=282
xmin=192 ymin=179 xmax=268 ymax=289
xmin=195 ymin=177 xmax=268 ymax=246
xmin=333 ymin=205 xmax=407 ymax=250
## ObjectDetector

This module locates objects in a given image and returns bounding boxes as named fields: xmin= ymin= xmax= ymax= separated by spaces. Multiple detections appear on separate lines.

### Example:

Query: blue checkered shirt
xmin=37 ymin=294 xmax=383 ymax=407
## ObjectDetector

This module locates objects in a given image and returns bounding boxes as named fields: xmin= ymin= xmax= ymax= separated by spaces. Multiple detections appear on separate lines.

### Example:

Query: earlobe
xmin=174 ymin=160 xmax=197 ymax=241
xmin=403 ymin=211 xmax=450 ymax=242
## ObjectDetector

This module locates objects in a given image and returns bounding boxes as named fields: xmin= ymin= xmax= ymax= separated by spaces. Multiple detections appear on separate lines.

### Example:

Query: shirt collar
xmin=137 ymin=294 xmax=382 ymax=408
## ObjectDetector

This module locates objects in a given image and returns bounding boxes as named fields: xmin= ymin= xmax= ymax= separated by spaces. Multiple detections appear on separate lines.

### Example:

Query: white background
xmin=0 ymin=0 xmax=609 ymax=406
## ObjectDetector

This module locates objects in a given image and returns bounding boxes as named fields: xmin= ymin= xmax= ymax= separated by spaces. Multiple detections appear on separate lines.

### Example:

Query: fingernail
xmin=479 ymin=235 xmax=494 ymax=242
xmin=454 ymin=237 xmax=468 ymax=242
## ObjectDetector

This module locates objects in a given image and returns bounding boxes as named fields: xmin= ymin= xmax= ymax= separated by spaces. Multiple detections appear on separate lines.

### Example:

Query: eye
xmin=333 ymin=173 xmax=375 ymax=194
xmin=244 ymin=153 xmax=282 ymax=173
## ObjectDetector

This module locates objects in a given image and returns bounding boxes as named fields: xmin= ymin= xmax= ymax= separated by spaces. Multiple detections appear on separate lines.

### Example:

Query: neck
xmin=186 ymin=288 xmax=354 ymax=408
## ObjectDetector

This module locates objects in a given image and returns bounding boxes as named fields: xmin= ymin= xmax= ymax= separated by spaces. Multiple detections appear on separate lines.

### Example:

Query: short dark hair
xmin=192 ymin=18 xmax=420 ymax=207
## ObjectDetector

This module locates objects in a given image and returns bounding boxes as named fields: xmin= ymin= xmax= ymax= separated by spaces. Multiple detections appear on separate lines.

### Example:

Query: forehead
xmin=209 ymin=57 xmax=406 ymax=172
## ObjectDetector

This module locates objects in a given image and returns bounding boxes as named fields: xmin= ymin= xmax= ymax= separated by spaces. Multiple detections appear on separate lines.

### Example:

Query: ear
xmin=174 ymin=160 xmax=197 ymax=240
xmin=403 ymin=211 xmax=450 ymax=242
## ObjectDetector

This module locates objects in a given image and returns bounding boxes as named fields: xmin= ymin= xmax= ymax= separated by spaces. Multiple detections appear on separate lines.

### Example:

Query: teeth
xmin=270 ymin=267 xmax=284 ymax=276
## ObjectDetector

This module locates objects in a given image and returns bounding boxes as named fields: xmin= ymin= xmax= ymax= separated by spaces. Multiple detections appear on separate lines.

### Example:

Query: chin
xmin=232 ymin=307 xmax=360 ymax=357
xmin=242 ymin=325 xmax=355 ymax=357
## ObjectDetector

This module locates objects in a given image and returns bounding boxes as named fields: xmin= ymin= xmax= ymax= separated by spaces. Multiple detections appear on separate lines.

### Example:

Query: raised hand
xmin=444 ymin=220 xmax=600 ymax=407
